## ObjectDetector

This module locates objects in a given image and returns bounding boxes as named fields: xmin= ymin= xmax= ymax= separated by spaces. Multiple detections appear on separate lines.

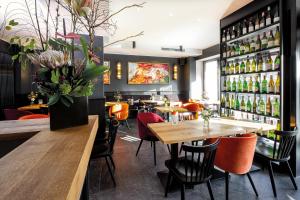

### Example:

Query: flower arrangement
xmin=201 ymin=108 xmax=213 ymax=122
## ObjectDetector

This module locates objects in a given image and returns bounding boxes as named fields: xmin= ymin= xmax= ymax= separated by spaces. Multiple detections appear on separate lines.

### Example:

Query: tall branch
xmin=104 ymin=31 xmax=144 ymax=47
xmin=34 ymin=0 xmax=45 ymax=50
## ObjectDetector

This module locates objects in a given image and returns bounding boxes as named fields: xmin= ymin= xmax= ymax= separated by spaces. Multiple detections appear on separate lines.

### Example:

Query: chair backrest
xmin=18 ymin=114 xmax=49 ymax=120
xmin=272 ymin=130 xmax=297 ymax=160
xmin=107 ymin=117 xmax=120 ymax=153
xmin=3 ymin=109 xmax=33 ymax=120
xmin=137 ymin=112 xmax=164 ymax=139
xmin=214 ymin=133 xmax=257 ymax=174
xmin=181 ymin=139 xmax=219 ymax=183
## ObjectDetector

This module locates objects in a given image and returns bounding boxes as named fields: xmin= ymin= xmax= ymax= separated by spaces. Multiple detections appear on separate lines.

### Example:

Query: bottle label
xmin=249 ymin=26 xmax=254 ymax=32
xmin=223 ymin=52 xmax=227 ymax=58
xmin=250 ymin=42 xmax=256 ymax=49
xmin=260 ymin=22 xmax=265 ymax=28
xmin=274 ymin=17 xmax=280 ymax=23
xmin=274 ymin=40 xmax=280 ymax=46
xmin=243 ymin=28 xmax=247 ymax=34
xmin=268 ymin=41 xmax=274 ymax=48
xmin=265 ymin=63 xmax=272 ymax=71
xmin=269 ymin=86 xmax=274 ymax=93
xmin=227 ymin=35 xmax=230 ymax=41
xmin=255 ymin=24 xmax=259 ymax=30
xmin=275 ymin=63 xmax=280 ymax=69
xmin=266 ymin=18 xmax=271 ymax=26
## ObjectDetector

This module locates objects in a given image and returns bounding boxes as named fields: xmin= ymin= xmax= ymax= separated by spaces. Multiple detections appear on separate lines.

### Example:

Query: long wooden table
xmin=0 ymin=115 xmax=98 ymax=200
xmin=155 ymin=106 xmax=188 ymax=113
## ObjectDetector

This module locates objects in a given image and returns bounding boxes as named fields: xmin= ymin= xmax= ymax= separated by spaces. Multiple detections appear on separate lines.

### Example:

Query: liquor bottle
xmin=255 ymin=14 xmax=260 ymax=30
xmin=226 ymin=29 xmax=231 ymax=41
xmin=241 ymin=96 xmax=246 ymax=111
xmin=225 ymin=62 xmax=230 ymax=74
xmin=235 ymin=96 xmax=240 ymax=110
xmin=275 ymin=74 xmax=280 ymax=94
xmin=222 ymin=62 xmax=226 ymax=74
xmin=232 ymin=78 xmax=237 ymax=92
xmin=243 ymin=77 xmax=248 ymax=92
xmin=268 ymin=30 xmax=275 ymax=48
xmin=266 ymin=6 xmax=272 ymax=26
xmin=231 ymin=94 xmax=235 ymax=109
xmin=226 ymin=46 xmax=231 ymax=57
xmin=259 ymin=97 xmax=266 ymax=115
xmin=266 ymin=97 xmax=272 ymax=116
xmin=265 ymin=54 xmax=273 ymax=71
xmin=222 ymin=30 xmax=226 ymax=42
xmin=261 ymin=32 xmax=268 ymax=49
xmin=253 ymin=96 xmax=257 ymax=113
xmin=235 ymin=61 xmax=240 ymax=74
xmin=231 ymin=26 xmax=236 ymax=39
xmin=223 ymin=45 xmax=227 ymax=58
xmin=251 ymin=57 xmax=257 ymax=72
xmin=221 ymin=94 xmax=225 ymax=107
xmin=274 ymin=26 xmax=280 ymax=46
xmin=240 ymin=60 xmax=245 ymax=73
xmin=235 ymin=42 xmax=240 ymax=55
xmin=261 ymin=75 xmax=268 ymax=93
xmin=268 ymin=75 xmax=275 ymax=93
xmin=254 ymin=76 xmax=260 ymax=93
xmin=244 ymin=39 xmax=250 ymax=54
xmin=273 ymin=98 xmax=280 ymax=117
xmin=242 ymin=19 xmax=248 ymax=35
xmin=250 ymin=38 xmax=256 ymax=52
xmin=274 ymin=6 xmax=280 ymax=23
xmin=260 ymin=12 xmax=265 ymax=28
xmin=236 ymin=22 xmax=242 ymax=37
xmin=230 ymin=62 xmax=235 ymax=74
xmin=230 ymin=46 xmax=235 ymax=57
xmin=257 ymin=56 xmax=263 ymax=72
xmin=274 ymin=54 xmax=280 ymax=70
xmin=223 ymin=79 xmax=226 ymax=91
xmin=248 ymin=77 xmax=253 ymax=92
xmin=238 ymin=76 xmax=243 ymax=92
xmin=255 ymin=35 xmax=261 ymax=51
xmin=226 ymin=94 xmax=230 ymax=108
xmin=227 ymin=78 xmax=231 ymax=91
xmin=248 ymin=17 xmax=254 ymax=32
xmin=246 ymin=56 xmax=251 ymax=72
xmin=240 ymin=40 xmax=245 ymax=55
xmin=247 ymin=96 xmax=252 ymax=112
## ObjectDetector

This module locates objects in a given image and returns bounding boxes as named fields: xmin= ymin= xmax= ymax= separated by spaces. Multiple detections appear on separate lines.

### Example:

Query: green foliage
xmin=59 ymin=83 xmax=72 ymax=95
xmin=48 ymin=38 xmax=80 ymax=52
xmin=51 ymin=69 xmax=60 ymax=84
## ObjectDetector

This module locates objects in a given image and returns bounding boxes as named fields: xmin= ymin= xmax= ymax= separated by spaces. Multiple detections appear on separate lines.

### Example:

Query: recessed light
xmin=169 ymin=12 xmax=174 ymax=17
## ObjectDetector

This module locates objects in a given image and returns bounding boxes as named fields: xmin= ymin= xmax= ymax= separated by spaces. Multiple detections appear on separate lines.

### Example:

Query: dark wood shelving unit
xmin=221 ymin=107 xmax=280 ymax=119
xmin=222 ymin=46 xmax=280 ymax=60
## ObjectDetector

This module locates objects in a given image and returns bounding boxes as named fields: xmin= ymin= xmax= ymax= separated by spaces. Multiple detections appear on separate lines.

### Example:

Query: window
xmin=203 ymin=59 xmax=219 ymax=101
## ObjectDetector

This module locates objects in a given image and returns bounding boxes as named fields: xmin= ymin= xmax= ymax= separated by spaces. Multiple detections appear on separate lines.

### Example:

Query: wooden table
xmin=0 ymin=115 xmax=98 ymax=200
xmin=105 ymin=101 xmax=127 ymax=107
xmin=154 ymin=106 xmax=188 ymax=113
xmin=141 ymin=100 xmax=182 ymax=106
xmin=18 ymin=104 xmax=48 ymax=111
xmin=148 ymin=118 xmax=276 ymax=189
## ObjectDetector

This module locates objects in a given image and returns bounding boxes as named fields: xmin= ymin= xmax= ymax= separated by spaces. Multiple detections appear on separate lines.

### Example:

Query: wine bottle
xmin=226 ymin=28 xmax=231 ymax=41
xmin=240 ymin=40 xmax=245 ymax=55
xmin=235 ymin=42 xmax=240 ymax=55
xmin=266 ymin=6 xmax=272 ymax=26
xmin=242 ymin=19 xmax=248 ymax=35
xmin=225 ymin=62 xmax=230 ymax=74
xmin=230 ymin=62 xmax=235 ymax=74
xmin=273 ymin=98 xmax=280 ymax=117
xmin=223 ymin=79 xmax=227 ymax=91
xmin=255 ymin=35 xmax=261 ymax=51
xmin=248 ymin=77 xmax=253 ymax=92
xmin=230 ymin=46 xmax=235 ymax=57
xmin=227 ymin=78 xmax=231 ymax=91
xmin=235 ymin=96 xmax=240 ymax=110
xmin=231 ymin=94 xmax=235 ymax=109
xmin=250 ymin=38 xmax=256 ymax=52
xmin=260 ymin=12 xmax=265 ymax=28
xmin=265 ymin=54 xmax=273 ymax=71
xmin=236 ymin=22 xmax=242 ymax=37
xmin=274 ymin=26 xmax=280 ymax=46
xmin=243 ymin=77 xmax=248 ymax=92
xmin=232 ymin=78 xmax=237 ymax=92
xmin=238 ymin=76 xmax=243 ymax=92
xmin=254 ymin=76 xmax=260 ymax=93
xmin=244 ymin=39 xmax=250 ymax=54
xmin=246 ymin=56 xmax=251 ymax=72
xmin=249 ymin=17 xmax=254 ymax=32
xmin=235 ymin=61 xmax=240 ymax=74
xmin=240 ymin=60 xmax=245 ymax=73
xmin=261 ymin=32 xmax=268 ymax=49
xmin=231 ymin=26 xmax=236 ymax=39
xmin=255 ymin=14 xmax=260 ymax=30
xmin=253 ymin=96 xmax=257 ymax=113
xmin=222 ymin=30 xmax=226 ymax=42
xmin=241 ymin=96 xmax=246 ymax=111
xmin=274 ymin=54 xmax=280 ymax=70
xmin=275 ymin=74 xmax=280 ymax=94
xmin=247 ymin=96 xmax=252 ymax=112
xmin=226 ymin=46 xmax=231 ymax=57
xmin=261 ymin=75 xmax=268 ymax=93
xmin=268 ymin=30 xmax=275 ymax=48
xmin=223 ymin=45 xmax=227 ymax=58
xmin=251 ymin=57 xmax=257 ymax=72
xmin=226 ymin=94 xmax=230 ymax=108
xmin=259 ymin=97 xmax=266 ymax=115
xmin=221 ymin=94 xmax=225 ymax=107
xmin=274 ymin=6 xmax=280 ymax=23
xmin=269 ymin=75 xmax=275 ymax=93
xmin=257 ymin=56 xmax=263 ymax=72
xmin=266 ymin=97 xmax=272 ymax=115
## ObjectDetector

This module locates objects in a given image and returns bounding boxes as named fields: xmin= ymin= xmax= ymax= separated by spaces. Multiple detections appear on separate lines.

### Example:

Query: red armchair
xmin=3 ymin=109 xmax=33 ymax=120
xmin=18 ymin=114 xmax=49 ymax=120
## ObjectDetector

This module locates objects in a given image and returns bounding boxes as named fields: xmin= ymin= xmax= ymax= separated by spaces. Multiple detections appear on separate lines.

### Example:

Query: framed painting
xmin=103 ymin=61 xmax=110 ymax=85
xmin=128 ymin=62 xmax=170 ymax=84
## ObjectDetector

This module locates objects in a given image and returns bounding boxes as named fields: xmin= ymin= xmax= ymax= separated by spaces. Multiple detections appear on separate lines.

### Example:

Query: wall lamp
xmin=116 ymin=62 xmax=122 ymax=79
xmin=173 ymin=64 xmax=178 ymax=80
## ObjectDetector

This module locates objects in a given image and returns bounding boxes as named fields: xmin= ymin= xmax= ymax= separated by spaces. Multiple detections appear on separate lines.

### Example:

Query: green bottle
xmin=240 ymin=40 xmax=245 ymax=55
xmin=225 ymin=62 xmax=230 ymax=74
xmin=241 ymin=96 xmax=246 ymax=111
xmin=244 ymin=39 xmax=250 ymax=54
xmin=227 ymin=78 xmax=231 ymax=91
xmin=254 ymin=76 xmax=260 ymax=93
xmin=235 ymin=61 xmax=240 ymax=74
xmin=259 ymin=98 xmax=266 ymax=115
xmin=267 ymin=30 xmax=275 ymax=48
xmin=221 ymin=94 xmax=225 ymax=107
xmin=251 ymin=57 xmax=257 ymax=72
xmin=250 ymin=39 xmax=256 ymax=52
xmin=257 ymin=56 xmax=263 ymax=72
xmin=243 ymin=77 xmax=248 ymax=92
xmin=248 ymin=77 xmax=253 ymax=92
xmin=261 ymin=75 xmax=268 ymax=93
xmin=226 ymin=94 xmax=230 ymax=108
xmin=240 ymin=60 xmax=245 ymax=73
xmin=253 ymin=96 xmax=257 ymax=113
xmin=246 ymin=57 xmax=251 ymax=72
xmin=235 ymin=96 xmax=240 ymax=110
xmin=274 ymin=54 xmax=280 ymax=70
xmin=230 ymin=94 xmax=235 ymax=109
xmin=223 ymin=79 xmax=227 ymax=91
xmin=247 ymin=96 xmax=252 ymax=112
xmin=232 ymin=78 xmax=237 ymax=92
xmin=230 ymin=62 xmax=235 ymax=74
xmin=255 ymin=35 xmax=261 ymax=51
xmin=238 ymin=77 xmax=243 ymax=92
xmin=273 ymin=98 xmax=280 ymax=117
xmin=265 ymin=54 xmax=273 ymax=71
xmin=261 ymin=32 xmax=268 ymax=49
xmin=274 ymin=26 xmax=280 ymax=46
xmin=235 ymin=42 xmax=240 ymax=55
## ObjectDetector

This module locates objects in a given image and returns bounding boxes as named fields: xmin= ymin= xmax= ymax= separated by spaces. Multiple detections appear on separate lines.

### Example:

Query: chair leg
xmin=125 ymin=120 xmax=130 ymax=129
xmin=167 ymin=144 xmax=171 ymax=154
xmin=105 ymin=157 xmax=116 ymax=187
xmin=153 ymin=141 xmax=157 ymax=166
xmin=225 ymin=171 xmax=229 ymax=200
xmin=267 ymin=161 xmax=277 ymax=197
xmin=165 ymin=173 xmax=171 ymax=197
xmin=181 ymin=184 xmax=185 ymax=200
xmin=108 ymin=155 xmax=115 ymax=170
xmin=179 ymin=142 xmax=184 ymax=154
xmin=246 ymin=173 xmax=258 ymax=196
xmin=136 ymin=140 xmax=143 ymax=156
xmin=286 ymin=161 xmax=298 ymax=190
xmin=207 ymin=180 xmax=215 ymax=200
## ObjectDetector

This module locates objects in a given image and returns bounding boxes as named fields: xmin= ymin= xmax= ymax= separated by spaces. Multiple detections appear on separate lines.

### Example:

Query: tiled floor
xmin=89 ymin=119 xmax=300 ymax=200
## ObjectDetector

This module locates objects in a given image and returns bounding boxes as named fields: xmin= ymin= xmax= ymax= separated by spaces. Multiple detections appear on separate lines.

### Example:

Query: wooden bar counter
xmin=0 ymin=115 xmax=99 ymax=200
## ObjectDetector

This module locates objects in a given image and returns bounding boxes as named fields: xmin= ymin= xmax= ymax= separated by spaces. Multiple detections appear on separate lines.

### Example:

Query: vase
xmin=203 ymin=119 xmax=209 ymax=128
xmin=49 ymin=96 xmax=89 ymax=130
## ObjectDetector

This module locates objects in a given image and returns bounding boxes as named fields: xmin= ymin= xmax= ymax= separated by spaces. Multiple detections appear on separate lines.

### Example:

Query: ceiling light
xmin=169 ymin=12 xmax=174 ymax=17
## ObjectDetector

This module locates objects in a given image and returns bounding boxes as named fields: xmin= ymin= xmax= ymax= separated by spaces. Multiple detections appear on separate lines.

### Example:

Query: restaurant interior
xmin=1 ymin=0 xmax=300 ymax=199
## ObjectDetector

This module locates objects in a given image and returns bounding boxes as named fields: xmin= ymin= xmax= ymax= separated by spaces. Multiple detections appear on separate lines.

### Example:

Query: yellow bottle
xmin=275 ymin=74 xmax=280 ymax=94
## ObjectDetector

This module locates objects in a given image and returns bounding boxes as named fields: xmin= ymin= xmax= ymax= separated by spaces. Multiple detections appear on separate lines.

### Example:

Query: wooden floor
xmin=89 ymin=119 xmax=300 ymax=200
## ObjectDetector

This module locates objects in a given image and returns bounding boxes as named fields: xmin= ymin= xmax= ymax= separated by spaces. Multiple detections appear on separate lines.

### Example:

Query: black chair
xmin=165 ymin=140 xmax=220 ymax=200
xmin=91 ymin=117 xmax=120 ymax=187
xmin=256 ymin=129 xmax=298 ymax=197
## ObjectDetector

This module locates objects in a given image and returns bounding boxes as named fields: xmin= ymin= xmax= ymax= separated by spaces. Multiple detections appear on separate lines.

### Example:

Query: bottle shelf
xmin=221 ymin=69 xmax=280 ymax=77
xmin=221 ymin=22 xmax=280 ymax=45
xmin=221 ymin=107 xmax=280 ymax=119
xmin=221 ymin=91 xmax=280 ymax=96
xmin=222 ymin=46 xmax=280 ymax=61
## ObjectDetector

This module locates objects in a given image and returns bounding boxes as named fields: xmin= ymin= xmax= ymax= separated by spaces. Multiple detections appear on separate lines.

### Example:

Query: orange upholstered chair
xmin=18 ymin=114 xmax=49 ymax=120
xmin=212 ymin=133 xmax=258 ymax=200
xmin=109 ymin=102 xmax=130 ymax=129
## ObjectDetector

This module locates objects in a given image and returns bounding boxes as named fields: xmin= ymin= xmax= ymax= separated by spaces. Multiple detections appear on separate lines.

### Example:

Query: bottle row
xmin=222 ymin=53 xmax=280 ymax=75
xmin=222 ymin=74 xmax=280 ymax=94
xmin=222 ymin=27 xmax=280 ymax=59
xmin=220 ymin=94 xmax=280 ymax=117
xmin=221 ymin=4 xmax=279 ymax=43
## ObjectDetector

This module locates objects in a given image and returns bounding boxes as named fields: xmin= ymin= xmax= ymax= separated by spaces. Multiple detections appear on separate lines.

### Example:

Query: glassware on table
xmin=171 ymin=111 xmax=179 ymax=125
